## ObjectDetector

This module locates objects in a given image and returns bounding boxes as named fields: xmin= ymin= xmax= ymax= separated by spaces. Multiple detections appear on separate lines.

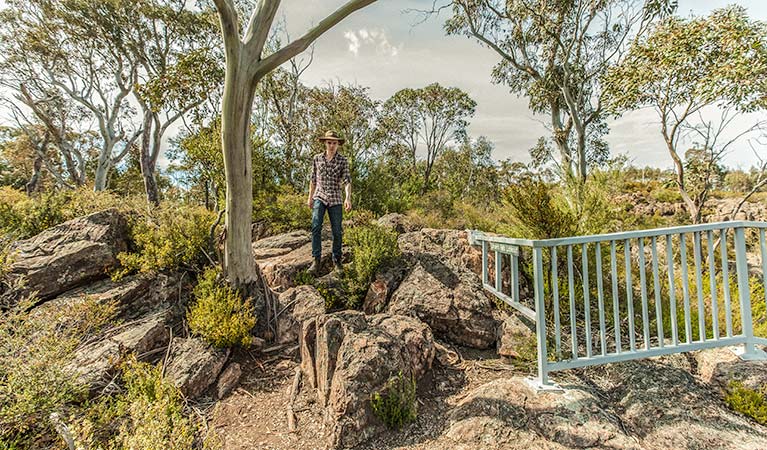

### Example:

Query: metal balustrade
xmin=470 ymin=221 xmax=767 ymax=387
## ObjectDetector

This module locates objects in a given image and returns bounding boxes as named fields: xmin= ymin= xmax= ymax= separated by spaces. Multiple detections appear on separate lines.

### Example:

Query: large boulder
xmin=7 ymin=209 xmax=129 ymax=303
xmin=361 ymin=264 xmax=409 ymax=315
xmin=446 ymin=377 xmax=639 ymax=449
xmin=376 ymin=213 xmax=419 ymax=234
xmin=300 ymin=311 xmax=435 ymax=449
xmin=694 ymin=346 xmax=767 ymax=392
xmin=274 ymin=285 xmax=325 ymax=345
xmin=388 ymin=259 xmax=502 ymax=349
xmin=67 ymin=314 xmax=169 ymax=396
xmin=398 ymin=228 xmax=484 ymax=276
xmin=164 ymin=337 xmax=230 ymax=399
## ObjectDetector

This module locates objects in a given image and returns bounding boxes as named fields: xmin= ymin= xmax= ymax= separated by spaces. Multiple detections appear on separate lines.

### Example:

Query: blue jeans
xmin=311 ymin=199 xmax=343 ymax=262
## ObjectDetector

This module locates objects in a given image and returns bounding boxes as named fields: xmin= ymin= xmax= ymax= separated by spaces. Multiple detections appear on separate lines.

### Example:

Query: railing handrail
xmin=470 ymin=220 xmax=767 ymax=387
xmin=472 ymin=220 xmax=767 ymax=249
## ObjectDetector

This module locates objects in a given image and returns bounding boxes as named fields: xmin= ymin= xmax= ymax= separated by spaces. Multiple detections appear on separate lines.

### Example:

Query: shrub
xmin=116 ymin=203 xmax=217 ymax=278
xmin=187 ymin=268 xmax=256 ymax=348
xmin=0 ymin=296 xmax=116 ymax=446
xmin=725 ymin=381 xmax=767 ymax=425
xmin=253 ymin=187 xmax=313 ymax=234
xmin=344 ymin=223 xmax=401 ymax=308
xmin=370 ymin=372 xmax=417 ymax=429
xmin=71 ymin=357 xmax=195 ymax=450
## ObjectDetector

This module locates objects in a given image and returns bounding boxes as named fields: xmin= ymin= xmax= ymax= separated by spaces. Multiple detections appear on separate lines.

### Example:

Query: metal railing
xmin=470 ymin=221 xmax=767 ymax=386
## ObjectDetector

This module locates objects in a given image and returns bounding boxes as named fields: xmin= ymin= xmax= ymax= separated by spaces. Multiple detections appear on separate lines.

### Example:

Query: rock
xmin=302 ymin=312 xmax=435 ymax=449
xmin=7 ymin=209 xmax=129 ymax=303
xmin=398 ymin=228 xmax=484 ymax=277
xmin=164 ymin=337 xmax=230 ymax=399
xmin=253 ymin=230 xmax=311 ymax=251
xmin=67 ymin=314 xmax=169 ymax=396
xmin=496 ymin=314 xmax=536 ymax=360
xmin=361 ymin=264 xmax=409 ymax=315
xmin=255 ymin=233 xmax=349 ymax=292
xmin=694 ymin=346 xmax=767 ymax=392
xmin=30 ymin=275 xmax=153 ymax=322
xmin=388 ymin=260 xmax=501 ymax=349
xmin=707 ymin=198 xmax=767 ymax=223
xmin=216 ymin=362 xmax=242 ymax=399
xmin=275 ymin=285 xmax=325 ymax=345
xmin=376 ymin=213 xmax=419 ymax=234
xmin=446 ymin=377 xmax=639 ymax=449
xmin=300 ymin=318 xmax=319 ymax=390
xmin=585 ymin=358 xmax=767 ymax=450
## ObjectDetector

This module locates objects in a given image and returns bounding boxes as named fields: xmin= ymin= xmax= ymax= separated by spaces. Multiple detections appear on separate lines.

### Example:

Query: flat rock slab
xmin=67 ymin=314 xmax=169 ymax=396
xmin=7 ymin=209 xmax=128 ymax=303
xmin=164 ymin=337 xmax=229 ymax=399
xmin=30 ymin=274 xmax=153 ymax=323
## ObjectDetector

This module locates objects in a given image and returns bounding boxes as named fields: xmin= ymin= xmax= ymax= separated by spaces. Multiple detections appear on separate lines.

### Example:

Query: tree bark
xmin=221 ymin=61 xmax=259 ymax=288
xmin=139 ymin=112 xmax=160 ymax=205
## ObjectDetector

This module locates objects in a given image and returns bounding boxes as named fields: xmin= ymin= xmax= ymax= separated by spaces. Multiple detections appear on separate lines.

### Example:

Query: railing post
xmin=734 ymin=227 xmax=764 ymax=359
xmin=533 ymin=247 xmax=549 ymax=385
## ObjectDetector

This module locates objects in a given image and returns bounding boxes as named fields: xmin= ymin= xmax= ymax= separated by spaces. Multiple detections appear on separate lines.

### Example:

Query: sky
xmin=1 ymin=0 xmax=766 ymax=171
xmin=271 ymin=0 xmax=767 ymax=170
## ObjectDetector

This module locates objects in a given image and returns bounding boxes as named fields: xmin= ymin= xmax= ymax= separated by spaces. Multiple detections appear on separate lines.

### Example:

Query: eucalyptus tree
xmin=306 ymin=82 xmax=380 ymax=186
xmin=210 ymin=0 xmax=377 ymax=288
xmin=129 ymin=0 xmax=224 ymax=204
xmin=380 ymin=83 xmax=476 ymax=193
xmin=0 ymin=0 xmax=144 ymax=191
xmin=445 ymin=0 xmax=675 ymax=184
xmin=604 ymin=6 xmax=767 ymax=223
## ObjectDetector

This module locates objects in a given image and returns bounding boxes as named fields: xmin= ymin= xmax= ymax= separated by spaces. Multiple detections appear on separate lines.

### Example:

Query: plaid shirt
xmin=311 ymin=152 xmax=351 ymax=206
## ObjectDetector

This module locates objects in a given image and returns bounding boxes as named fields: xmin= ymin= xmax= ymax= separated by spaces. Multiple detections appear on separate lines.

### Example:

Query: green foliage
xmin=293 ymin=269 xmax=316 ymax=287
xmin=116 ymin=203 xmax=217 ymax=277
xmin=370 ymin=372 xmax=417 ymax=429
xmin=187 ymin=268 xmax=256 ymax=348
xmin=0 ymin=296 xmax=116 ymax=446
xmin=501 ymin=178 xmax=578 ymax=240
xmin=726 ymin=381 xmax=767 ymax=425
xmin=71 ymin=357 xmax=196 ymax=450
xmin=253 ymin=187 xmax=313 ymax=234
xmin=344 ymin=223 xmax=401 ymax=308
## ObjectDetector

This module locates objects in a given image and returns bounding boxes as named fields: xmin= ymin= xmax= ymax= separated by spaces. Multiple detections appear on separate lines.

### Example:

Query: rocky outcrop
xmin=254 ymin=230 xmax=348 ymax=292
xmin=707 ymin=198 xmax=767 ymax=223
xmin=496 ymin=314 xmax=536 ymax=360
xmin=398 ymin=228 xmax=484 ymax=276
xmin=67 ymin=314 xmax=169 ymax=396
xmin=388 ymin=260 xmax=502 ymax=349
xmin=376 ymin=213 xmax=419 ymax=234
xmin=300 ymin=311 xmax=435 ymax=449
xmin=446 ymin=377 xmax=640 ymax=449
xmin=7 ymin=209 xmax=129 ymax=303
xmin=361 ymin=264 xmax=408 ymax=315
xmin=275 ymin=285 xmax=325 ymax=345
xmin=695 ymin=346 xmax=767 ymax=392
xmin=164 ymin=337 xmax=230 ymax=399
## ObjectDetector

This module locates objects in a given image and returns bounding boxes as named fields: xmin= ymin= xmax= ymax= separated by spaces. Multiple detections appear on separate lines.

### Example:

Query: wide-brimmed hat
xmin=318 ymin=130 xmax=345 ymax=145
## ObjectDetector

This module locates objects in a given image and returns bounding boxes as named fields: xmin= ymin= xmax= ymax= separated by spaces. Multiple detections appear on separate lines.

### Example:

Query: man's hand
xmin=344 ymin=198 xmax=352 ymax=212
xmin=307 ymin=198 xmax=313 ymax=209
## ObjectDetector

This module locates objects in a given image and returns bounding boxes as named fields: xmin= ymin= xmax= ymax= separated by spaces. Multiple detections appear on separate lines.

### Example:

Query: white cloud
xmin=342 ymin=28 xmax=401 ymax=57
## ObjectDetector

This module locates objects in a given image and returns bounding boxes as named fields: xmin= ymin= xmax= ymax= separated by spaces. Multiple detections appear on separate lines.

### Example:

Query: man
xmin=307 ymin=130 xmax=352 ymax=274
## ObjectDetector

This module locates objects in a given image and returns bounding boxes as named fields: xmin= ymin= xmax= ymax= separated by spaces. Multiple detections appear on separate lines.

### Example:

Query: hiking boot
xmin=333 ymin=260 xmax=343 ymax=274
xmin=308 ymin=257 xmax=321 ymax=275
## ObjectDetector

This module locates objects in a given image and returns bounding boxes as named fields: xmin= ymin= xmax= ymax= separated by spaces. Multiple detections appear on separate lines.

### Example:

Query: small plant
xmin=187 ymin=268 xmax=256 ymax=348
xmin=725 ymin=381 xmax=767 ymax=425
xmin=71 ymin=357 xmax=195 ymax=449
xmin=116 ymin=203 xmax=217 ymax=278
xmin=293 ymin=269 xmax=316 ymax=287
xmin=370 ymin=371 xmax=417 ymax=429
xmin=344 ymin=223 xmax=401 ymax=308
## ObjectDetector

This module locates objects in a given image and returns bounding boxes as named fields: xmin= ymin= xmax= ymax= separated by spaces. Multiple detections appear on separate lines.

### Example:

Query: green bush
xmin=187 ymin=268 xmax=256 ymax=348
xmin=0 ymin=296 xmax=116 ymax=447
xmin=71 ymin=357 xmax=195 ymax=450
xmin=344 ymin=223 xmax=401 ymax=308
xmin=253 ymin=187 xmax=313 ymax=234
xmin=370 ymin=372 xmax=417 ymax=429
xmin=725 ymin=381 xmax=767 ymax=425
xmin=116 ymin=203 xmax=217 ymax=278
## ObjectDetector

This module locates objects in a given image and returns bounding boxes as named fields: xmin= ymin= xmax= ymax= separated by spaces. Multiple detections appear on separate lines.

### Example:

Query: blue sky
xmin=279 ymin=0 xmax=767 ymax=170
